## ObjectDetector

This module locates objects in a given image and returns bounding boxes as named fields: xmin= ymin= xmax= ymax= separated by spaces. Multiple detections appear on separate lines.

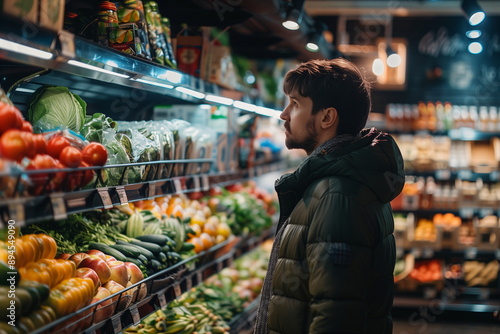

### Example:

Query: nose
xmin=280 ymin=105 xmax=290 ymax=121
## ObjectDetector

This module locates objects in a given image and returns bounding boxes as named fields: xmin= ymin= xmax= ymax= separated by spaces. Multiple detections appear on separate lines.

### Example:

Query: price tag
xmin=173 ymin=283 xmax=182 ymax=298
xmin=435 ymin=169 xmax=451 ymax=180
xmin=411 ymin=248 xmax=422 ymax=258
xmin=98 ymin=188 xmax=113 ymax=209
xmin=173 ymin=178 xmax=183 ymax=194
xmin=465 ymin=247 xmax=477 ymax=259
xmin=495 ymin=249 xmax=500 ymax=260
xmin=479 ymin=208 xmax=494 ymax=217
xmin=422 ymin=248 xmax=434 ymax=258
xmin=8 ymin=203 xmax=25 ymax=227
xmin=196 ymin=271 xmax=203 ymax=284
xmin=201 ymin=175 xmax=210 ymax=191
xmin=129 ymin=305 xmax=141 ymax=324
xmin=116 ymin=186 xmax=128 ymax=205
xmin=458 ymin=170 xmax=473 ymax=180
xmin=185 ymin=276 xmax=192 ymax=290
xmin=490 ymin=171 xmax=499 ymax=182
xmin=148 ymin=182 xmax=156 ymax=199
xmin=459 ymin=208 xmax=475 ymax=219
xmin=158 ymin=293 xmax=167 ymax=308
xmin=50 ymin=193 xmax=67 ymax=221
xmin=192 ymin=176 xmax=201 ymax=192
xmin=111 ymin=316 xmax=122 ymax=333
xmin=58 ymin=30 xmax=76 ymax=58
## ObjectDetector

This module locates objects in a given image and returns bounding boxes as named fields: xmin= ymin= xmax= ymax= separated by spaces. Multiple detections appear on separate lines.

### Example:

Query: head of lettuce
xmin=28 ymin=86 xmax=87 ymax=133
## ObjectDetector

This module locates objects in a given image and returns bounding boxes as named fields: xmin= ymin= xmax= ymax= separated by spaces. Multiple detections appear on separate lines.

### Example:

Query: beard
xmin=284 ymin=117 xmax=318 ymax=154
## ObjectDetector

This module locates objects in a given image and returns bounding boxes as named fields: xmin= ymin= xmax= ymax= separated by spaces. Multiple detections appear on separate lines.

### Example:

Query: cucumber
xmin=136 ymin=234 xmax=170 ymax=246
xmin=125 ymin=257 xmax=146 ymax=270
xmin=161 ymin=245 xmax=172 ymax=253
xmin=157 ymin=252 xmax=167 ymax=264
xmin=89 ymin=242 xmax=128 ymax=262
xmin=109 ymin=243 xmax=153 ymax=260
xmin=113 ymin=242 xmax=156 ymax=260
xmin=150 ymin=259 xmax=163 ymax=272
xmin=180 ymin=242 xmax=195 ymax=252
xmin=166 ymin=251 xmax=182 ymax=264
xmin=129 ymin=240 xmax=162 ymax=255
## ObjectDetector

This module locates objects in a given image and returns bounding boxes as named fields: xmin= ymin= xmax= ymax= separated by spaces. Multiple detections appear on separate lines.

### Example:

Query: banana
xmin=164 ymin=320 xmax=191 ymax=334
xmin=211 ymin=326 xmax=227 ymax=334
xmin=179 ymin=324 xmax=195 ymax=334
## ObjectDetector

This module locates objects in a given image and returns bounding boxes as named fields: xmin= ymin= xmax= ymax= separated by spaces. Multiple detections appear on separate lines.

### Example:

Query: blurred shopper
xmin=254 ymin=58 xmax=405 ymax=334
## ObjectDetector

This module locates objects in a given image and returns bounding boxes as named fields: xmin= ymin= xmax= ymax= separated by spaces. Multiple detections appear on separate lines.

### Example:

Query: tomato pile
xmin=0 ymin=101 xmax=108 ymax=194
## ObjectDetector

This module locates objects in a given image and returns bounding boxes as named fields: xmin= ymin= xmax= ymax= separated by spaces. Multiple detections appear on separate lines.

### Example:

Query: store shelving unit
xmin=0 ymin=11 xmax=284 ymax=334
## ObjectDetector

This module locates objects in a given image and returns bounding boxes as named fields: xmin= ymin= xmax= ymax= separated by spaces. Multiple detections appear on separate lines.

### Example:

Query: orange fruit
xmin=199 ymin=233 xmax=215 ymax=250
xmin=167 ymin=204 xmax=184 ymax=218
xmin=216 ymin=221 xmax=231 ymax=239
xmin=203 ymin=219 xmax=218 ymax=237
xmin=189 ymin=237 xmax=204 ymax=253
xmin=187 ymin=224 xmax=202 ymax=238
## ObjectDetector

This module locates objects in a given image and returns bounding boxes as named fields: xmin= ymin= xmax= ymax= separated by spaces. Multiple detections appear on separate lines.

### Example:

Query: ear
xmin=320 ymin=107 xmax=338 ymax=130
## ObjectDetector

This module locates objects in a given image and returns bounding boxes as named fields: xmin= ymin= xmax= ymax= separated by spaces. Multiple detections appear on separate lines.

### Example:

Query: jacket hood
xmin=276 ymin=128 xmax=405 ymax=204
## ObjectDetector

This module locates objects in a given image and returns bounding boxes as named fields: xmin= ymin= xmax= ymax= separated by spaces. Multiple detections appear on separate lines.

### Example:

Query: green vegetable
xmin=28 ymin=86 xmax=87 ymax=132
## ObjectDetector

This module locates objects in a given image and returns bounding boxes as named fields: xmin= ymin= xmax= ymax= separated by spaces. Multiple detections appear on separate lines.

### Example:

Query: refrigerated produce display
xmin=2 ymin=0 xmax=500 ymax=333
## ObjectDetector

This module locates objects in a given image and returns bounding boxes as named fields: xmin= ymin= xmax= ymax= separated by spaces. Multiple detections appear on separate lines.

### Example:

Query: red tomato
xmin=81 ymin=142 xmax=108 ymax=166
xmin=50 ymin=160 xmax=67 ymax=192
xmin=79 ymin=161 xmax=95 ymax=187
xmin=0 ymin=129 xmax=27 ymax=162
xmin=59 ymin=146 xmax=82 ymax=168
xmin=46 ymin=136 xmax=71 ymax=159
xmin=21 ymin=121 xmax=33 ymax=133
xmin=20 ymin=132 xmax=36 ymax=158
xmin=32 ymin=134 xmax=47 ymax=154
xmin=0 ymin=103 xmax=18 ymax=135
xmin=26 ymin=154 xmax=58 ymax=191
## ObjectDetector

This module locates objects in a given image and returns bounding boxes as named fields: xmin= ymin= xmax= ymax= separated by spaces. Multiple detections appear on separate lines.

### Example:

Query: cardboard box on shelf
xmin=1 ymin=0 xmax=39 ymax=24
xmin=38 ymin=0 xmax=64 ymax=31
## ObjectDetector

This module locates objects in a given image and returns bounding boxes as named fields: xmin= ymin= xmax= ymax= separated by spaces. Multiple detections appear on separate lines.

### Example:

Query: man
xmin=254 ymin=58 xmax=405 ymax=334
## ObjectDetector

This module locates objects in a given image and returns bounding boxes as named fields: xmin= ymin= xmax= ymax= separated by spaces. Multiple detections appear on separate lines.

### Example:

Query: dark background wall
xmin=317 ymin=15 xmax=500 ymax=114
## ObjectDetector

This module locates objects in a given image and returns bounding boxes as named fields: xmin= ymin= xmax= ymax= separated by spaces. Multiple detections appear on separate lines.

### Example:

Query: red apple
xmin=124 ymin=262 xmax=144 ymax=284
xmin=103 ymin=280 xmax=129 ymax=311
xmin=79 ymin=257 xmax=112 ymax=284
xmin=104 ymin=255 xmax=116 ymax=262
xmin=57 ymin=253 xmax=72 ymax=260
xmin=91 ymin=287 xmax=114 ymax=324
xmin=75 ymin=267 xmax=101 ymax=292
xmin=69 ymin=252 xmax=91 ymax=267
xmin=86 ymin=249 xmax=107 ymax=261
xmin=107 ymin=261 xmax=129 ymax=287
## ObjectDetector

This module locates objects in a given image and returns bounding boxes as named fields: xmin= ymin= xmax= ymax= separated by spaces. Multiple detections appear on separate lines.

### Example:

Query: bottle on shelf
xmin=117 ymin=0 xmax=152 ymax=60
xmin=161 ymin=17 xmax=177 ymax=68
xmin=144 ymin=1 xmax=166 ymax=65
xmin=97 ymin=1 xmax=120 ymax=46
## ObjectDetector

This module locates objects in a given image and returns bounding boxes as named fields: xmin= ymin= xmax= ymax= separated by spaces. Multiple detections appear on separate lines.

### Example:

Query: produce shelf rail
xmin=0 ymin=160 xmax=288 ymax=227
xmin=29 ymin=229 xmax=273 ymax=334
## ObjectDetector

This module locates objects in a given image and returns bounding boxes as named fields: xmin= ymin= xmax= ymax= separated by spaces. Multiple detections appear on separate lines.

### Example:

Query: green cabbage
xmin=28 ymin=86 xmax=87 ymax=132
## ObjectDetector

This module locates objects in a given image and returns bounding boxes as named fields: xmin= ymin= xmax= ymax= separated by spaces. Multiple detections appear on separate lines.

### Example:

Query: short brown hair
xmin=283 ymin=58 xmax=371 ymax=135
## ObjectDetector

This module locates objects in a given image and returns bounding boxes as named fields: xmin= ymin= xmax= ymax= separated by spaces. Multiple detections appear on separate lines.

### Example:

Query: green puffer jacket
xmin=266 ymin=129 xmax=405 ymax=334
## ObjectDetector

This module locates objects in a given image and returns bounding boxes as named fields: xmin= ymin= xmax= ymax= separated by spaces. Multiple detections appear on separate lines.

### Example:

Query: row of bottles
xmin=64 ymin=0 xmax=177 ymax=67
xmin=386 ymin=102 xmax=500 ymax=133
xmin=392 ymin=176 xmax=500 ymax=211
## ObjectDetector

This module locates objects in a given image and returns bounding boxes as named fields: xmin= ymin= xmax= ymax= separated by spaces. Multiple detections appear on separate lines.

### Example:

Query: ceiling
xmin=305 ymin=0 xmax=500 ymax=17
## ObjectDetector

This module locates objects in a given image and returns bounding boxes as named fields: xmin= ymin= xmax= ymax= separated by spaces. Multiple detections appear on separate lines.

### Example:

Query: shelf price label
xmin=465 ymin=247 xmax=477 ymax=259
xmin=192 ymin=176 xmax=201 ymax=192
xmin=459 ymin=208 xmax=475 ymax=219
xmin=173 ymin=283 xmax=182 ymax=298
xmin=111 ymin=316 xmax=122 ymax=333
xmin=490 ymin=171 xmax=499 ymax=182
xmin=8 ymin=203 xmax=25 ymax=227
xmin=116 ymin=186 xmax=128 ymax=205
xmin=129 ymin=305 xmax=141 ymax=324
xmin=201 ymin=175 xmax=210 ymax=191
xmin=457 ymin=170 xmax=473 ymax=180
xmin=50 ymin=193 xmax=67 ymax=221
xmin=147 ymin=182 xmax=156 ymax=199
xmin=173 ymin=178 xmax=184 ymax=194
xmin=158 ymin=293 xmax=167 ymax=308
xmin=435 ymin=169 xmax=451 ymax=180
xmin=97 ymin=188 xmax=113 ymax=209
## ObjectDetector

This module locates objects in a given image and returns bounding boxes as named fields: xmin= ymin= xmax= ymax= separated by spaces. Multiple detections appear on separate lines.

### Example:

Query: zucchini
xmin=89 ymin=242 xmax=128 ymax=262
xmin=129 ymin=240 xmax=162 ymax=255
xmin=109 ymin=243 xmax=153 ymax=260
xmin=166 ymin=251 xmax=182 ymax=264
xmin=150 ymin=259 xmax=162 ymax=272
xmin=161 ymin=245 xmax=172 ymax=253
xmin=136 ymin=234 xmax=170 ymax=246
xmin=125 ymin=257 xmax=147 ymax=270
xmin=137 ymin=254 xmax=150 ymax=265
xmin=180 ymin=242 xmax=195 ymax=252
xmin=157 ymin=252 xmax=167 ymax=264
xmin=114 ymin=241 xmax=156 ymax=260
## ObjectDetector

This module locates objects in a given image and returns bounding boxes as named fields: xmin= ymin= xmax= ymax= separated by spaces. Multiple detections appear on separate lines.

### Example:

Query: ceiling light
xmin=68 ymin=60 xmax=130 ymax=78
xmin=468 ymin=41 xmax=483 ymax=54
xmin=386 ymin=46 xmax=401 ymax=68
xmin=372 ymin=58 xmax=384 ymax=76
xmin=461 ymin=0 xmax=486 ymax=26
xmin=282 ymin=0 xmax=304 ymax=30
xmin=175 ymin=86 xmax=205 ymax=99
xmin=466 ymin=30 xmax=482 ymax=38
xmin=0 ymin=38 xmax=53 ymax=60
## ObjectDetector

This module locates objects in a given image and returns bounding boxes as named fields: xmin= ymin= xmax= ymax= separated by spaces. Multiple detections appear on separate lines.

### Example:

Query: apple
xmin=57 ymin=253 xmax=72 ymax=260
xmin=125 ymin=262 xmax=144 ymax=284
xmin=75 ymin=267 xmax=101 ymax=292
xmin=91 ymin=287 xmax=114 ymax=324
xmin=107 ymin=261 xmax=129 ymax=287
xmin=105 ymin=255 xmax=116 ymax=262
xmin=69 ymin=252 xmax=91 ymax=267
xmin=86 ymin=249 xmax=107 ymax=261
xmin=103 ymin=280 xmax=129 ymax=311
xmin=79 ymin=257 xmax=112 ymax=284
